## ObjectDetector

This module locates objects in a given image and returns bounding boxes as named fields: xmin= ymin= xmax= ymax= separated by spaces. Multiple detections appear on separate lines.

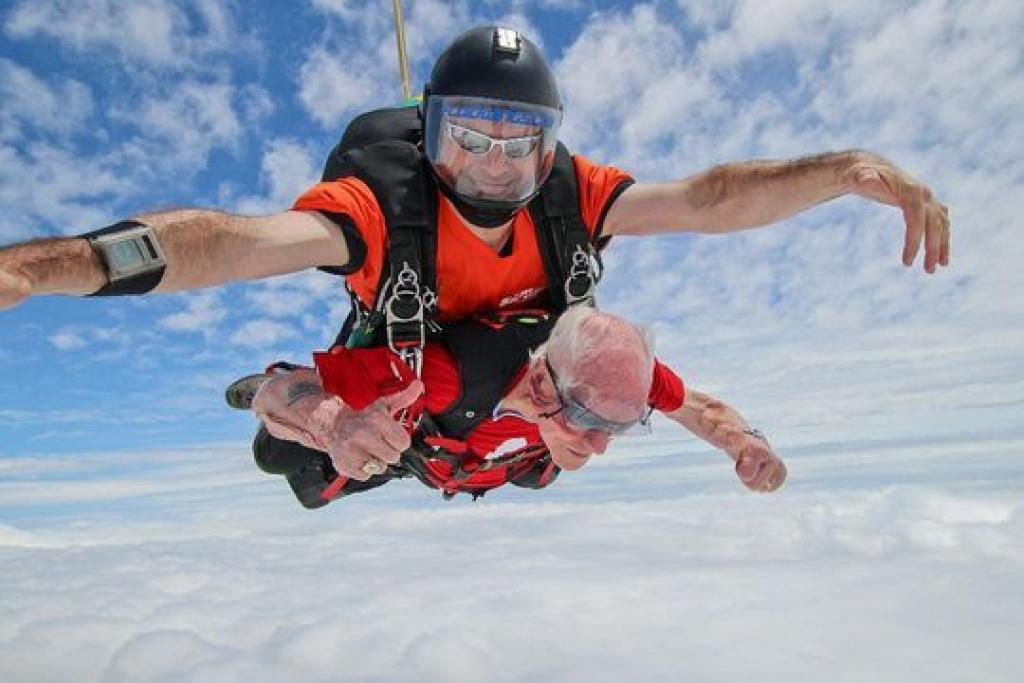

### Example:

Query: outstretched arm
xmin=603 ymin=150 xmax=950 ymax=273
xmin=0 ymin=209 xmax=348 ymax=310
xmin=662 ymin=388 xmax=786 ymax=493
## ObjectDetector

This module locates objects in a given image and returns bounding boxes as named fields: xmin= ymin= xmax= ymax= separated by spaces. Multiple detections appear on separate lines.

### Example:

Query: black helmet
xmin=423 ymin=26 xmax=563 ymax=227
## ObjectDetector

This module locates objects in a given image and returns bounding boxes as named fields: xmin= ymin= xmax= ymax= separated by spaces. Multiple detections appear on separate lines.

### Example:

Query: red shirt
xmin=293 ymin=155 xmax=633 ymax=320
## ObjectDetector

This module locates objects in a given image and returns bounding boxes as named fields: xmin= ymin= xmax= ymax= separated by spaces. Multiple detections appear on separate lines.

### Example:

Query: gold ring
xmin=361 ymin=459 xmax=387 ymax=476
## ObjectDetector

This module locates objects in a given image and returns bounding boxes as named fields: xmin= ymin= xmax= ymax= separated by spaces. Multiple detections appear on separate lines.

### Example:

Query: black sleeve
xmin=315 ymin=211 xmax=368 ymax=276
xmin=593 ymin=178 xmax=636 ymax=250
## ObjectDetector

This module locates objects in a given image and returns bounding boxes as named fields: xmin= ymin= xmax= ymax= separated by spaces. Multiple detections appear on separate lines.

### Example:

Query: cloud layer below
xmin=1 ymin=432 xmax=1021 ymax=682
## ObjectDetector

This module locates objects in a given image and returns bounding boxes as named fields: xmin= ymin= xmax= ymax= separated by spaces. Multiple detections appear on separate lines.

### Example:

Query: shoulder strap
xmin=330 ymin=141 xmax=438 ymax=368
xmin=528 ymin=142 xmax=602 ymax=312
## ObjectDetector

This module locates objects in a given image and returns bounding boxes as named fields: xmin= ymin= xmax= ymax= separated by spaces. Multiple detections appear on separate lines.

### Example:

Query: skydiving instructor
xmin=0 ymin=26 xmax=950 ymax=483
xmin=0 ymin=25 xmax=950 ymax=309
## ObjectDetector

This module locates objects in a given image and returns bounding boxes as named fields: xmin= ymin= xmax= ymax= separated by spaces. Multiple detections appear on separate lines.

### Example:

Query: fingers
xmin=382 ymin=379 xmax=425 ymax=415
xmin=735 ymin=447 xmax=786 ymax=493
xmin=376 ymin=417 xmax=412 ymax=460
xmin=848 ymin=157 xmax=950 ymax=273
xmin=901 ymin=186 xmax=927 ymax=269
xmin=318 ymin=398 xmax=416 ymax=480
xmin=331 ymin=441 xmax=394 ymax=481
xmin=903 ymin=186 xmax=950 ymax=273
xmin=328 ymin=414 xmax=409 ymax=477
xmin=765 ymin=461 xmax=787 ymax=492
xmin=938 ymin=202 xmax=951 ymax=267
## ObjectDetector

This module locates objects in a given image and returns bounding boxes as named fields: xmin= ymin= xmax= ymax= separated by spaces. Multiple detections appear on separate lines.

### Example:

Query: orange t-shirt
xmin=292 ymin=155 xmax=633 ymax=321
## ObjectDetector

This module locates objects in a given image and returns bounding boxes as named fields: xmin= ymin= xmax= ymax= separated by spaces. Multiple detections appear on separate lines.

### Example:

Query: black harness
xmin=328 ymin=315 xmax=561 ymax=501
xmin=316 ymin=106 xmax=615 ymax=499
xmin=321 ymin=106 xmax=606 ymax=372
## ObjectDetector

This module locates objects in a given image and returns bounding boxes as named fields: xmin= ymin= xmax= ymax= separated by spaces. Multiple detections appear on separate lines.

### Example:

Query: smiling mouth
xmin=476 ymin=179 xmax=512 ymax=192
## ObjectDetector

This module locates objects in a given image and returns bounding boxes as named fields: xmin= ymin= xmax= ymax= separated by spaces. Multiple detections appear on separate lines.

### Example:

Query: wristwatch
xmin=742 ymin=428 xmax=769 ymax=444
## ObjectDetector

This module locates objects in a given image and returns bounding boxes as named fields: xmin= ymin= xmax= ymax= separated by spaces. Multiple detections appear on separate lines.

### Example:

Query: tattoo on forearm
xmin=287 ymin=382 xmax=323 ymax=405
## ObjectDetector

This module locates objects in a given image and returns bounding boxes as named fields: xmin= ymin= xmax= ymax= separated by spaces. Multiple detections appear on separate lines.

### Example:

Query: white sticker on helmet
xmin=495 ymin=27 xmax=520 ymax=53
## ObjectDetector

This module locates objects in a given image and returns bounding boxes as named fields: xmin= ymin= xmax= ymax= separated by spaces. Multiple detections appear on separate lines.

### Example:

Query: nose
xmin=484 ymin=143 xmax=508 ymax=166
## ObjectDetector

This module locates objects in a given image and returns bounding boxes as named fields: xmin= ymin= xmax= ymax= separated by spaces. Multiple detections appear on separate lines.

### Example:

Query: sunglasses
xmin=540 ymin=358 xmax=652 ymax=436
xmin=446 ymin=122 xmax=541 ymax=159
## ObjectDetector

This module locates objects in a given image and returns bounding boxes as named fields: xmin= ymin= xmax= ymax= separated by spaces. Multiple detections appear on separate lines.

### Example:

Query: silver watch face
xmin=91 ymin=226 xmax=166 ymax=281
xmin=108 ymin=239 xmax=147 ymax=270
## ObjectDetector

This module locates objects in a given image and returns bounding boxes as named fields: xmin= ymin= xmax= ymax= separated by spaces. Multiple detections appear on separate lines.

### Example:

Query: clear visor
xmin=424 ymin=95 xmax=562 ymax=205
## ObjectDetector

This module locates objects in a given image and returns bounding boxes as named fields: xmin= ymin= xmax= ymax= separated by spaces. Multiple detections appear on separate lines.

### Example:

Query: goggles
xmin=541 ymin=359 xmax=652 ymax=436
xmin=446 ymin=122 xmax=542 ymax=160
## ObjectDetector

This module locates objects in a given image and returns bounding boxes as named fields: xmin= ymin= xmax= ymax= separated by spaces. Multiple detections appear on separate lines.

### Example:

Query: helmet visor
xmin=424 ymin=95 xmax=562 ymax=205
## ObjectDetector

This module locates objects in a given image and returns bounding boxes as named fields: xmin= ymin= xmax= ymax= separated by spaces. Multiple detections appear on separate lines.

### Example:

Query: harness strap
xmin=528 ymin=143 xmax=602 ymax=310
xmin=329 ymin=141 xmax=440 ymax=371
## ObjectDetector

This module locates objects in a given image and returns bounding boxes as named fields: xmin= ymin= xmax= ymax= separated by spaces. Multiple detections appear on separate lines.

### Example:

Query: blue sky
xmin=1 ymin=1 xmax=1022 ymax=680
xmin=2 ymin=0 xmax=1018 ymax=460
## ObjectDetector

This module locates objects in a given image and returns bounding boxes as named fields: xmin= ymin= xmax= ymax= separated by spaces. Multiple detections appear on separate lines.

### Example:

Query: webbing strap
xmin=332 ymin=141 xmax=439 ymax=368
xmin=529 ymin=143 xmax=600 ymax=311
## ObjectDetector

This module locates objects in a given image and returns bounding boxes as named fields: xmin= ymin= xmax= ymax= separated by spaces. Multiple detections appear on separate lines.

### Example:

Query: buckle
xmin=385 ymin=262 xmax=433 ymax=375
xmin=564 ymin=243 xmax=600 ymax=306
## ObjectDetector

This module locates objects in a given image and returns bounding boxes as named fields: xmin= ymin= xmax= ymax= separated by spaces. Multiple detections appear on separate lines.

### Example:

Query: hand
xmin=844 ymin=152 xmax=950 ymax=273
xmin=314 ymin=380 xmax=424 ymax=481
xmin=0 ymin=265 xmax=32 ymax=311
xmin=733 ymin=436 xmax=787 ymax=493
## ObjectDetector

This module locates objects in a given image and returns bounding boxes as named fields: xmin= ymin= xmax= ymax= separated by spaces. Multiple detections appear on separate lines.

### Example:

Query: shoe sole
xmin=225 ymin=374 xmax=271 ymax=410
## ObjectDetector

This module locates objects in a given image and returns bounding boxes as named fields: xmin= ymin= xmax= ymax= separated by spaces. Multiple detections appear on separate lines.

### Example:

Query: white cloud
xmin=0 ymin=76 xmax=268 ymax=242
xmin=0 ymin=140 xmax=136 ymax=240
xmin=48 ymin=329 xmax=87 ymax=351
xmin=158 ymin=290 xmax=226 ymax=333
xmin=297 ymin=45 xmax=389 ymax=129
xmin=556 ymin=3 xmax=701 ymax=163
xmin=228 ymin=318 xmax=299 ymax=347
xmin=0 ymin=59 xmax=94 ymax=140
xmin=111 ymin=80 xmax=248 ymax=173
xmin=242 ymin=269 xmax=338 ymax=320
xmin=309 ymin=0 xmax=360 ymax=21
xmin=233 ymin=138 xmax=321 ymax=216
xmin=3 ymin=0 xmax=256 ymax=70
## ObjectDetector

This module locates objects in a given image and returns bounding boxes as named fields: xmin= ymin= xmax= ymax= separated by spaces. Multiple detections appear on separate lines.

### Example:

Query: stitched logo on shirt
xmin=499 ymin=287 xmax=544 ymax=309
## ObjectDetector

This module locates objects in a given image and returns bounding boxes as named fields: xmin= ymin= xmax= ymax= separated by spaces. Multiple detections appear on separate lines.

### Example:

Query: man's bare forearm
xmin=0 ymin=209 xmax=253 ymax=297
xmin=0 ymin=237 xmax=107 ymax=296
xmin=684 ymin=150 xmax=860 ymax=233
xmin=0 ymin=208 xmax=346 ymax=299
xmin=608 ymin=150 xmax=871 ymax=236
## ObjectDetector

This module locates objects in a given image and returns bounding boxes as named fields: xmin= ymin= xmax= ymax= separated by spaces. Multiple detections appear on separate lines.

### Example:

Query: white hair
xmin=533 ymin=307 xmax=655 ymax=400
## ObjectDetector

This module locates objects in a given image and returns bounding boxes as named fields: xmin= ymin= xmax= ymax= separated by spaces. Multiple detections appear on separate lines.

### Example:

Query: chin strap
xmin=436 ymin=178 xmax=521 ymax=228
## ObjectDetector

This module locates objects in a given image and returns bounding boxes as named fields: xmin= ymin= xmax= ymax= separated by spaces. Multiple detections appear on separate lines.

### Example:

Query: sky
xmin=0 ymin=0 xmax=1022 ymax=681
